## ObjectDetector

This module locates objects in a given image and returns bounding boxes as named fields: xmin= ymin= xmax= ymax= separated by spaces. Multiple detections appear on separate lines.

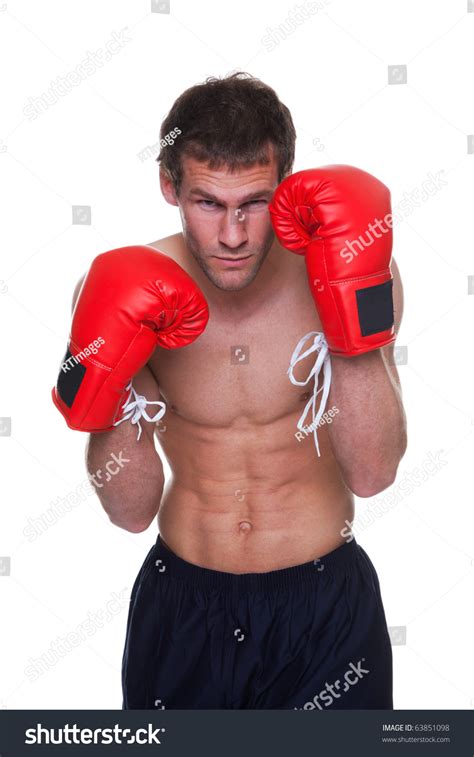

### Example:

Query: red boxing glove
xmin=269 ymin=165 xmax=395 ymax=357
xmin=52 ymin=245 xmax=209 ymax=432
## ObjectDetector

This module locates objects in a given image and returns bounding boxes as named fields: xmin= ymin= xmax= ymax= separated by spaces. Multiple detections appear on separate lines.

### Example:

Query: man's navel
xmin=238 ymin=520 xmax=252 ymax=534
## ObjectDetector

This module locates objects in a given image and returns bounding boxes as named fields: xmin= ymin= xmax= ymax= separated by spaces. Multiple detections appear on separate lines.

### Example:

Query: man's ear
xmin=159 ymin=168 xmax=179 ymax=207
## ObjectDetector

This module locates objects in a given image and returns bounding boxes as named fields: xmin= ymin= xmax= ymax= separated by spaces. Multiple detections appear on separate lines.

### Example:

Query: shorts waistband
xmin=153 ymin=534 xmax=359 ymax=594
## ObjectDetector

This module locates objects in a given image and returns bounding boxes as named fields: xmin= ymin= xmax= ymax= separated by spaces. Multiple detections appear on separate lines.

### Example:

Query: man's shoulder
xmin=146 ymin=233 xmax=184 ymax=263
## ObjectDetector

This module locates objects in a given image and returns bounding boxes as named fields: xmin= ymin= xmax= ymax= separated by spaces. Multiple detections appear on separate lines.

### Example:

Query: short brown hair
xmin=157 ymin=72 xmax=296 ymax=193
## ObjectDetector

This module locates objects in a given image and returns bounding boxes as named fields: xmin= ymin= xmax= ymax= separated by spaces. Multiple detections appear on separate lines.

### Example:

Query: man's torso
xmin=146 ymin=234 xmax=354 ymax=572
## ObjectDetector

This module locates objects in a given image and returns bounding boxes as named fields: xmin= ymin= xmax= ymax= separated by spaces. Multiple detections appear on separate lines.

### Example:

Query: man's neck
xmin=176 ymin=235 xmax=289 ymax=317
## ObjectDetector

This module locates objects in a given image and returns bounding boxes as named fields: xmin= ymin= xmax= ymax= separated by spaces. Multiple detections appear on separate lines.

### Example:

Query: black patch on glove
xmin=356 ymin=280 xmax=394 ymax=337
xmin=56 ymin=348 xmax=86 ymax=407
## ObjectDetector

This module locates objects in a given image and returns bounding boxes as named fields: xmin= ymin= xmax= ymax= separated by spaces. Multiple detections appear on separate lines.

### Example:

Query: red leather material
xmin=52 ymin=245 xmax=209 ymax=431
xmin=269 ymin=165 xmax=396 ymax=356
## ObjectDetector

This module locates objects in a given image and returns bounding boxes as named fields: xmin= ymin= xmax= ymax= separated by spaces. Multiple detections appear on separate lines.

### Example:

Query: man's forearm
xmin=327 ymin=349 xmax=407 ymax=497
xmin=85 ymin=421 xmax=165 ymax=532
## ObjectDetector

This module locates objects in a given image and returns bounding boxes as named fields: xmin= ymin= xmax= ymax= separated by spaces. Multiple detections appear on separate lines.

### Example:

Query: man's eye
xmin=245 ymin=200 xmax=267 ymax=207
xmin=199 ymin=200 xmax=217 ymax=209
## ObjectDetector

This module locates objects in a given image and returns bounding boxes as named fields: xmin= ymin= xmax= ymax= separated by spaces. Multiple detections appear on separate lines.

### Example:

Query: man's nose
xmin=218 ymin=208 xmax=248 ymax=249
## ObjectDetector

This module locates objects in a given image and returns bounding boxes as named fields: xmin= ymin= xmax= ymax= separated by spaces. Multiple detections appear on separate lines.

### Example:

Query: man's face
xmin=161 ymin=154 xmax=279 ymax=291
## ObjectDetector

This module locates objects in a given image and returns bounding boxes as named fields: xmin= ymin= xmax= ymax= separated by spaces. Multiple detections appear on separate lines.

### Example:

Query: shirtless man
xmin=53 ymin=73 xmax=406 ymax=710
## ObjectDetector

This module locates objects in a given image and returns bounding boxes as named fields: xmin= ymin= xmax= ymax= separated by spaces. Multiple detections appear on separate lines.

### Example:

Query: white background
xmin=0 ymin=0 xmax=473 ymax=710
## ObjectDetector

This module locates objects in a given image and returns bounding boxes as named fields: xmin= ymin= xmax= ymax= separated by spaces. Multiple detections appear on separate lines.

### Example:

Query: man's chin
xmin=208 ymin=267 xmax=260 ymax=292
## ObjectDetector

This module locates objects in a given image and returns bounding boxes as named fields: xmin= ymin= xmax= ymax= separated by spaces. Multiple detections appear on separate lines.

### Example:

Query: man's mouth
xmin=213 ymin=255 xmax=252 ymax=267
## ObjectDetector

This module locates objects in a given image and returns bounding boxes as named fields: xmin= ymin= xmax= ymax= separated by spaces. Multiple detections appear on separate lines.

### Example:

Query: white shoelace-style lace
xmin=288 ymin=331 xmax=332 ymax=457
xmin=113 ymin=381 xmax=166 ymax=441
xmin=112 ymin=335 xmax=330 ymax=450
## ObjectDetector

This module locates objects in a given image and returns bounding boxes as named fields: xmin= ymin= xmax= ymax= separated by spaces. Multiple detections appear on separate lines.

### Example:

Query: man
xmin=54 ymin=72 xmax=406 ymax=709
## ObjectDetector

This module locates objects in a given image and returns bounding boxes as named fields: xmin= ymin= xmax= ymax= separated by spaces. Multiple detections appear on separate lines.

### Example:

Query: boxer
xmin=53 ymin=73 xmax=406 ymax=709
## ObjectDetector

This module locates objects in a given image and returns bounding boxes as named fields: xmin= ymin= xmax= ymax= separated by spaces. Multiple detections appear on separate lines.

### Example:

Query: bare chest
xmin=148 ymin=280 xmax=322 ymax=428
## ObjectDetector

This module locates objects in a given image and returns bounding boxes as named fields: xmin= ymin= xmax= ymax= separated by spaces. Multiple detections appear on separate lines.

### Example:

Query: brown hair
xmin=157 ymin=72 xmax=296 ymax=193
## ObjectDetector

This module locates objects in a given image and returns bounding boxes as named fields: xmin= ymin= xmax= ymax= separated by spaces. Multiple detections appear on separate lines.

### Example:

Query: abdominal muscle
xmin=155 ymin=409 xmax=355 ymax=573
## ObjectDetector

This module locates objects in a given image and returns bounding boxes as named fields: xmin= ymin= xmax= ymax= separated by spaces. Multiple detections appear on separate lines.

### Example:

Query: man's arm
xmin=85 ymin=364 xmax=166 ymax=532
xmin=71 ymin=276 xmax=165 ymax=532
xmin=54 ymin=248 xmax=208 ymax=529
xmin=326 ymin=257 xmax=407 ymax=497
xmin=269 ymin=165 xmax=406 ymax=496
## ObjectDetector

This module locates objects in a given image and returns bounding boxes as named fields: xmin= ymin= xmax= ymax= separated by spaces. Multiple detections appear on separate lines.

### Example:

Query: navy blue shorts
xmin=122 ymin=534 xmax=393 ymax=709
